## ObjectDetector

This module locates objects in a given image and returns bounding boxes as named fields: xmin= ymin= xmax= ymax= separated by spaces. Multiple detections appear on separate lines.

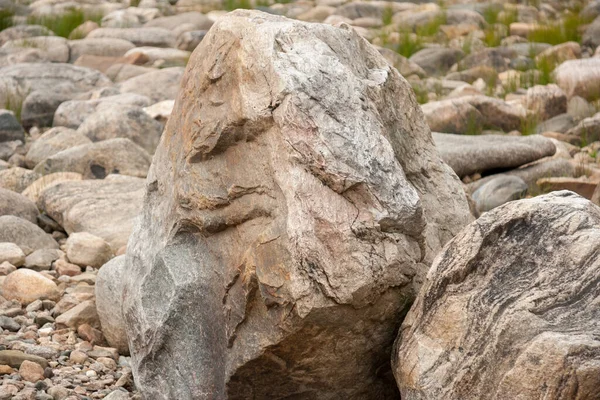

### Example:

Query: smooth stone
xmin=433 ymin=132 xmax=556 ymax=178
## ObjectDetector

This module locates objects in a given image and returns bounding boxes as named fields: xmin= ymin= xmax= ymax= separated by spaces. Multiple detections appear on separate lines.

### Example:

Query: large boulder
xmin=433 ymin=133 xmax=556 ymax=178
xmin=121 ymin=10 xmax=472 ymax=400
xmin=394 ymin=191 xmax=600 ymax=399
xmin=38 ymin=175 xmax=145 ymax=251
xmin=96 ymin=255 xmax=129 ymax=355
xmin=33 ymin=138 xmax=152 ymax=179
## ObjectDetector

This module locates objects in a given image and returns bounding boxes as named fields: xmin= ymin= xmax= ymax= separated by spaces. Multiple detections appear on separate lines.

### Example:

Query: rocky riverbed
xmin=1 ymin=0 xmax=600 ymax=398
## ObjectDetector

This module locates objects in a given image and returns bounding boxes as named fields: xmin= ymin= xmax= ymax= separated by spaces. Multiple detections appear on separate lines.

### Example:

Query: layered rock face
xmin=122 ymin=10 xmax=472 ymax=399
xmin=394 ymin=191 xmax=600 ymax=400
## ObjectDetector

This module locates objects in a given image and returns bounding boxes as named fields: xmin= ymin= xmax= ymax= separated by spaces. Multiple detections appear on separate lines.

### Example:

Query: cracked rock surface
xmin=394 ymin=191 xmax=600 ymax=400
xmin=122 ymin=10 xmax=472 ymax=400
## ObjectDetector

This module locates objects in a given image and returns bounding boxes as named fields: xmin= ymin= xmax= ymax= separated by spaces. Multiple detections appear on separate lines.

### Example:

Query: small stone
xmin=0 ymin=261 xmax=16 ymax=275
xmin=69 ymin=350 xmax=88 ymax=364
xmin=103 ymin=389 xmax=129 ymax=400
xmin=54 ymin=259 xmax=82 ymax=277
xmin=85 ymin=370 xmax=97 ymax=378
xmin=0 ymin=315 xmax=20 ymax=332
xmin=0 ymin=242 xmax=25 ymax=267
xmin=0 ymin=350 xmax=48 ymax=369
xmin=88 ymin=346 xmax=119 ymax=361
xmin=24 ymin=249 xmax=64 ymax=271
xmin=47 ymin=386 xmax=69 ymax=400
xmin=65 ymin=233 xmax=113 ymax=269
xmin=19 ymin=360 xmax=45 ymax=382
xmin=55 ymin=300 xmax=99 ymax=329
xmin=0 ymin=364 xmax=14 ymax=374
xmin=77 ymin=324 xmax=104 ymax=345
xmin=96 ymin=357 xmax=116 ymax=370
xmin=2 ymin=269 xmax=60 ymax=304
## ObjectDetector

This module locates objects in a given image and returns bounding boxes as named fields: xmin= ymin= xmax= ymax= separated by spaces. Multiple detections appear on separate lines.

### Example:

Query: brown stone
xmin=536 ymin=177 xmax=598 ymax=199
xmin=18 ymin=360 xmax=45 ymax=382
xmin=77 ymin=323 xmax=104 ymax=345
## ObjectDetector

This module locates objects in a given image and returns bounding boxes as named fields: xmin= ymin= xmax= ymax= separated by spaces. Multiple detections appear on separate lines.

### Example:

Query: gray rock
xmin=0 ymin=316 xmax=20 ymax=332
xmin=394 ymin=191 xmax=600 ymax=400
xmin=567 ymin=96 xmax=596 ymax=120
xmin=565 ymin=113 xmax=600 ymax=144
xmin=433 ymin=132 xmax=556 ymax=177
xmin=176 ymin=30 xmax=207 ymax=52
xmin=554 ymin=58 xmax=600 ymax=101
xmin=33 ymin=138 xmax=152 ymax=179
xmin=23 ymin=248 xmax=63 ymax=271
xmin=76 ymin=105 xmax=163 ymax=154
xmin=0 ymin=350 xmax=48 ymax=368
xmin=87 ymin=27 xmax=177 ymax=48
xmin=468 ymin=158 xmax=577 ymax=193
xmin=1 ymin=36 xmax=69 ymax=63
xmin=0 ymin=140 xmax=21 ymax=161
xmin=68 ymin=38 xmax=136 ymax=63
xmin=583 ymin=16 xmax=600 ymax=49
xmin=25 ymin=127 xmax=92 ymax=168
xmin=0 ymin=216 xmax=58 ymax=255
xmin=103 ymin=390 xmax=130 ymax=400
xmin=0 ymin=167 xmax=40 ymax=193
xmin=38 ymin=175 xmax=145 ymax=251
xmin=105 ymin=63 xmax=154 ymax=83
xmin=53 ymin=93 xmax=152 ymax=129
xmin=122 ymin=10 xmax=472 ymax=400
xmin=117 ymin=67 xmax=184 ymax=103
xmin=423 ymin=96 xmax=524 ymax=134
xmin=144 ymin=11 xmax=213 ymax=30
xmin=458 ymin=49 xmax=509 ymax=72
xmin=536 ymin=113 xmax=576 ymax=134
xmin=65 ymin=232 xmax=113 ymax=268
xmin=409 ymin=48 xmax=464 ymax=76
xmin=0 ymin=110 xmax=24 ymax=143
xmin=0 ymin=25 xmax=55 ymax=46
xmin=525 ymin=84 xmax=567 ymax=121
xmin=0 ymin=242 xmax=25 ymax=267
xmin=0 ymin=187 xmax=39 ymax=223
xmin=0 ymin=63 xmax=111 ymax=109
xmin=471 ymin=175 xmax=528 ymax=212
xmin=96 ymin=255 xmax=129 ymax=355
xmin=20 ymin=89 xmax=73 ymax=129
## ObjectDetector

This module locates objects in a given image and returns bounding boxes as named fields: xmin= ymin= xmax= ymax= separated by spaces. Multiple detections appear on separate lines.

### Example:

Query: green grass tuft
xmin=415 ymin=11 xmax=447 ymax=37
xmin=0 ymin=8 xmax=15 ymax=31
xmin=382 ymin=5 xmax=394 ymax=26
xmin=396 ymin=30 xmax=422 ymax=58
xmin=224 ymin=0 xmax=252 ymax=10
xmin=2 ymin=93 xmax=25 ymax=123
xmin=520 ymin=114 xmax=539 ymax=136
xmin=26 ymin=9 xmax=102 ymax=38
xmin=528 ymin=12 xmax=587 ymax=45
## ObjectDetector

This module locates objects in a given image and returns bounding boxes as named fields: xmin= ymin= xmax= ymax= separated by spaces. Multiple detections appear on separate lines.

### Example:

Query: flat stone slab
xmin=433 ymin=132 xmax=556 ymax=177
